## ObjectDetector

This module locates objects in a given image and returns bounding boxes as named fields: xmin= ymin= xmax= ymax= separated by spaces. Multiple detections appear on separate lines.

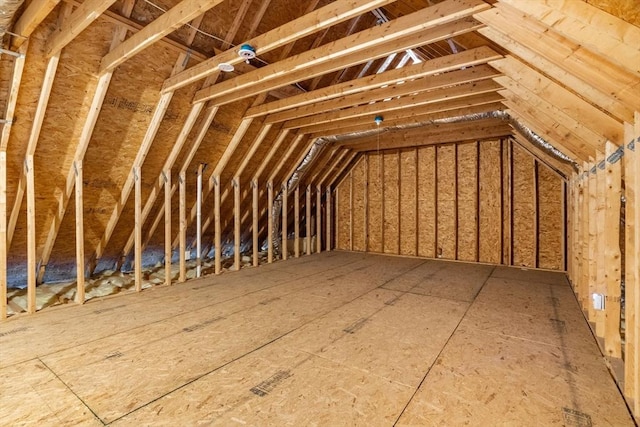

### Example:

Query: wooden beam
xmin=253 ymin=130 xmax=292 ymax=182
xmin=596 ymin=150 xmax=607 ymax=337
xmin=47 ymin=0 xmax=119 ymax=56
xmin=317 ymin=184 xmax=322 ymax=253
xmin=294 ymin=186 xmax=300 ymax=258
xmin=214 ymin=175 xmax=221 ymax=274
xmin=198 ymin=165 xmax=205 ymax=277
xmin=604 ymin=141 xmax=622 ymax=358
xmin=339 ymin=121 xmax=511 ymax=151
xmin=11 ymin=0 xmax=61 ymax=48
xmin=587 ymin=160 xmax=597 ymax=323
xmin=252 ymin=180 xmax=259 ymax=266
xmin=500 ymin=95 xmax=588 ymax=163
xmin=179 ymin=171 xmax=186 ymax=282
xmin=282 ymin=183 xmax=288 ymax=260
xmin=496 ymin=76 xmax=608 ymax=157
xmin=195 ymin=4 xmax=489 ymax=105
xmin=284 ymin=79 xmax=501 ymax=130
xmin=318 ymin=150 xmax=351 ymax=187
xmin=581 ymin=163 xmax=590 ymax=313
xmin=164 ymin=170 xmax=172 ymax=286
xmin=245 ymin=0 xmax=271 ymax=40
xmin=25 ymin=156 xmax=36 ymax=314
xmin=502 ymin=99 xmax=582 ymax=162
xmin=267 ymin=135 xmax=308 ymax=184
xmin=477 ymin=12 xmax=637 ymax=123
xmin=491 ymin=56 xmax=623 ymax=147
xmin=633 ymin=112 xmax=640 ymax=419
xmin=327 ymin=152 xmax=360 ymax=191
xmin=266 ymin=61 xmax=500 ymax=123
xmin=166 ymin=104 xmax=219 ymax=252
xmin=134 ymin=167 xmax=142 ymax=292
xmin=0 ymin=151 xmax=6 ymax=319
xmin=267 ymin=181 xmax=274 ymax=263
xmin=162 ymin=0 xmax=396 ymax=92
xmin=74 ymin=161 xmax=85 ymax=304
xmin=233 ymin=178 xmax=241 ymax=270
xmin=498 ymin=0 xmax=640 ymax=77
xmin=306 ymin=185 xmax=312 ymax=255
xmin=220 ymin=0 xmax=252 ymax=50
xmin=304 ymin=92 xmax=504 ymax=136
xmin=0 ymin=42 xmax=28 ymax=150
xmin=247 ymin=46 xmax=501 ymax=121
xmin=326 ymin=186 xmax=332 ymax=251
xmin=623 ymin=114 xmax=640 ymax=418
xmin=489 ymin=3 xmax=640 ymax=111
xmin=623 ymin=121 xmax=636 ymax=401
xmin=100 ymin=0 xmax=225 ymax=72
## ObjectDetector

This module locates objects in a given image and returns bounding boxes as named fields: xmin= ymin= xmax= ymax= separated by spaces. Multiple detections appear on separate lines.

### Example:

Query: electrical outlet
xmin=592 ymin=293 xmax=605 ymax=311
xmin=185 ymin=250 xmax=191 ymax=261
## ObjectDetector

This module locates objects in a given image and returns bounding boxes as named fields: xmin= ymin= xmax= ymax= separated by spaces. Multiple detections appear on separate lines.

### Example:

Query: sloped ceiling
xmin=0 ymin=0 xmax=638 ymax=285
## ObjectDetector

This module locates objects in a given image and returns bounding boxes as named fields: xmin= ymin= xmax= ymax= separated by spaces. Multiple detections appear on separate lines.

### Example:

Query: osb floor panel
xmin=0 ymin=252 xmax=634 ymax=426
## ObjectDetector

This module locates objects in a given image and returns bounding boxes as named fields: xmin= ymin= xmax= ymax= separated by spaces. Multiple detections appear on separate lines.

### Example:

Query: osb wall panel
xmin=457 ymin=142 xmax=478 ymax=262
xmin=437 ymin=144 xmax=456 ymax=260
xmin=336 ymin=180 xmax=350 ymax=250
xmin=537 ymin=164 xmax=564 ymax=270
xmin=51 ymin=43 xmax=180 ymax=270
xmin=333 ymin=139 xmax=565 ymax=271
xmin=352 ymin=157 xmax=366 ymax=251
xmin=502 ymin=140 xmax=512 ymax=265
xmin=512 ymin=144 xmax=537 ymax=268
xmin=383 ymin=151 xmax=399 ymax=255
xmin=417 ymin=146 xmax=436 ymax=258
xmin=479 ymin=140 xmax=502 ymax=264
xmin=399 ymin=149 xmax=417 ymax=256
xmin=367 ymin=153 xmax=383 ymax=253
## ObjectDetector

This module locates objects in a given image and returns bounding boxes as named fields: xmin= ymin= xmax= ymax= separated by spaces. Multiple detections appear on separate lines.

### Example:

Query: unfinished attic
xmin=1 ymin=0 xmax=640 ymax=424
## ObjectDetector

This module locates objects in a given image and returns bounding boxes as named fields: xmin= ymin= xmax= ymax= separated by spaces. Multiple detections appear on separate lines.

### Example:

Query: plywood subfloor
xmin=0 ymin=252 xmax=633 ymax=426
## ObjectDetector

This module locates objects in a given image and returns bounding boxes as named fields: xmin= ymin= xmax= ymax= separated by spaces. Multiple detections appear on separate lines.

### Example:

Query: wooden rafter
xmin=0 ymin=42 xmax=28 ymax=151
xmin=498 ymin=0 xmax=640 ymax=77
xmin=46 ymin=0 xmax=119 ymax=56
xmin=496 ymin=82 xmax=597 ymax=161
xmin=220 ymin=0 xmax=253 ymax=50
xmin=308 ymin=102 xmax=504 ymax=139
xmin=271 ymin=64 xmax=499 ymax=126
xmin=491 ymin=56 xmax=623 ymax=144
xmin=501 ymin=95 xmax=584 ymax=162
xmin=10 ymin=0 xmax=61 ymax=48
xmin=194 ymin=0 xmax=490 ymax=104
xmin=335 ymin=119 xmax=511 ymax=151
xmin=100 ymin=0 xmax=226 ymax=72
xmin=163 ymin=0 xmax=393 ymax=93
xmin=255 ymin=46 xmax=501 ymax=121
xmin=477 ymin=6 xmax=638 ymax=123
xmin=284 ymin=79 xmax=502 ymax=130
